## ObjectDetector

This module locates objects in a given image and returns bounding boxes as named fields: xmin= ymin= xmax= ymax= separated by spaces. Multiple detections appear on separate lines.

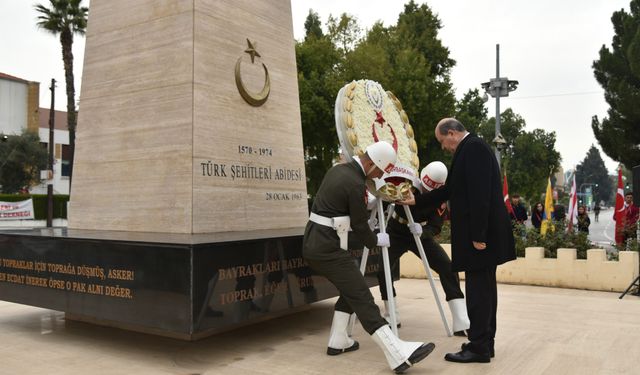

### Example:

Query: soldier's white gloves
xmin=367 ymin=217 xmax=378 ymax=231
xmin=376 ymin=233 xmax=390 ymax=248
xmin=408 ymin=223 xmax=423 ymax=236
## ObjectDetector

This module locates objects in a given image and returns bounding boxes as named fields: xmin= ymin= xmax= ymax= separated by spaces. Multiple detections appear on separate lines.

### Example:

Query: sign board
xmin=0 ymin=199 xmax=35 ymax=220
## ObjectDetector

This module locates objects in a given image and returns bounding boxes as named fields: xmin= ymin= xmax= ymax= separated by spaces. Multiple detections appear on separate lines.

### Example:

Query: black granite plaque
xmin=0 ymin=228 xmax=385 ymax=340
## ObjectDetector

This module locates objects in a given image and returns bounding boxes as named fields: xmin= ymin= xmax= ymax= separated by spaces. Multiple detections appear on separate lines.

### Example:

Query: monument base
xmin=0 ymin=228 xmax=384 ymax=340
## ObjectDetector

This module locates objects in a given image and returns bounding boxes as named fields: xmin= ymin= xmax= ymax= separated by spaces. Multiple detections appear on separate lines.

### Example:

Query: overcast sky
xmin=0 ymin=0 xmax=629 ymax=173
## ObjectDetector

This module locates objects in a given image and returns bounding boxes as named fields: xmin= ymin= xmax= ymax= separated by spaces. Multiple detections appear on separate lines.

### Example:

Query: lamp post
xmin=481 ymin=44 xmax=518 ymax=170
xmin=578 ymin=182 xmax=597 ymax=208
xmin=47 ymin=78 xmax=56 ymax=228
xmin=622 ymin=175 xmax=629 ymax=191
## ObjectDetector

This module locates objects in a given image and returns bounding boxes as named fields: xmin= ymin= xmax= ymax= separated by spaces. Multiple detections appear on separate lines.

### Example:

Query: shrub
xmin=513 ymin=220 xmax=598 ymax=259
xmin=438 ymin=219 xmax=600 ymax=260
xmin=613 ymin=238 xmax=639 ymax=253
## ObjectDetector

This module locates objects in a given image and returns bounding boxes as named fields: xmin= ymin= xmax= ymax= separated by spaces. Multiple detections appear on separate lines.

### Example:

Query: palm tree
xmin=35 ymin=0 xmax=88 ymax=188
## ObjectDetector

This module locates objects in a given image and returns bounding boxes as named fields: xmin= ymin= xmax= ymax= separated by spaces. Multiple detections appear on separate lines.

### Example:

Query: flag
xmin=614 ymin=167 xmax=626 ymax=244
xmin=541 ymin=177 xmax=555 ymax=236
xmin=503 ymin=173 xmax=515 ymax=217
xmin=567 ymin=175 xmax=577 ymax=232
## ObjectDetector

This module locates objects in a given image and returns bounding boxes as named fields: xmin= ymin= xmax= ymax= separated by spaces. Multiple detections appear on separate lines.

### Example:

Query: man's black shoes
xmin=461 ymin=342 xmax=494 ymax=358
xmin=444 ymin=348 xmax=491 ymax=363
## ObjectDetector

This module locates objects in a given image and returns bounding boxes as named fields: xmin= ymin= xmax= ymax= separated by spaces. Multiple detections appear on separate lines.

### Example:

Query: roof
xmin=38 ymin=108 xmax=69 ymax=131
xmin=0 ymin=72 xmax=32 ymax=84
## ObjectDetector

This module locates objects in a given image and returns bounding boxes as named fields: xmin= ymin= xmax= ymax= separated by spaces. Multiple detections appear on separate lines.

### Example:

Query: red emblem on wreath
xmin=371 ymin=111 xmax=398 ymax=152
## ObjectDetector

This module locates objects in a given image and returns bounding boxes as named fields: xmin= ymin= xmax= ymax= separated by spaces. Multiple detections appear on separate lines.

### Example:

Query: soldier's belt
xmin=391 ymin=212 xmax=427 ymax=226
xmin=309 ymin=213 xmax=351 ymax=250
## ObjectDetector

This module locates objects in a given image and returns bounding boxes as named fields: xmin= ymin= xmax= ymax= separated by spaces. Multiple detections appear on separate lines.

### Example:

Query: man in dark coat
xmin=398 ymin=118 xmax=516 ymax=363
xmin=510 ymin=194 xmax=528 ymax=225
xmin=303 ymin=141 xmax=435 ymax=373
xmin=553 ymin=204 xmax=566 ymax=221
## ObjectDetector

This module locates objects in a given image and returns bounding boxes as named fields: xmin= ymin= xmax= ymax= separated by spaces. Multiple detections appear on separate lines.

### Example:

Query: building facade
xmin=0 ymin=72 xmax=69 ymax=195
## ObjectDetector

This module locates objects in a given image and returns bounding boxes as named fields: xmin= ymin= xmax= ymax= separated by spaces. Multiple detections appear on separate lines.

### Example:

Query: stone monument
xmin=69 ymin=0 xmax=308 ymax=233
xmin=0 ymin=0 xmax=384 ymax=340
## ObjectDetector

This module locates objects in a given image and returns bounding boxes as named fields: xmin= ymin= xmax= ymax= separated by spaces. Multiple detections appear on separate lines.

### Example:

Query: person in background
xmin=531 ymin=203 xmax=544 ymax=232
xmin=623 ymin=192 xmax=639 ymax=243
xmin=593 ymin=204 xmax=601 ymax=222
xmin=553 ymin=204 xmax=566 ymax=222
xmin=577 ymin=205 xmax=591 ymax=234
xmin=510 ymin=194 xmax=528 ymax=226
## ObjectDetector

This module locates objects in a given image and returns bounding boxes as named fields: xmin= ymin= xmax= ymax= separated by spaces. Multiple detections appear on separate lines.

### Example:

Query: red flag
xmin=567 ymin=175 xmax=577 ymax=232
xmin=614 ymin=167 xmax=626 ymax=244
xmin=503 ymin=173 xmax=515 ymax=217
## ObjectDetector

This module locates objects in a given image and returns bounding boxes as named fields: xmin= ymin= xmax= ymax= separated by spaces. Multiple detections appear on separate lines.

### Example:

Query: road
xmin=587 ymin=207 xmax=616 ymax=251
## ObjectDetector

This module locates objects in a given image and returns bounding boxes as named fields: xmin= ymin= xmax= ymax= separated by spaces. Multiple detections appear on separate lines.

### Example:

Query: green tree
xmin=478 ymin=108 xmax=561 ymax=203
xmin=455 ymin=89 xmax=488 ymax=135
xmin=35 ymin=0 xmax=88 ymax=187
xmin=339 ymin=1 xmax=457 ymax=166
xmin=327 ymin=13 xmax=362 ymax=55
xmin=507 ymin=129 xmax=561 ymax=204
xmin=0 ymin=132 xmax=48 ymax=194
xmin=297 ymin=4 xmax=457 ymax=197
xmin=575 ymin=145 xmax=614 ymax=205
xmin=393 ymin=1 xmax=455 ymax=78
xmin=477 ymin=108 xmax=526 ymax=151
xmin=592 ymin=0 xmax=640 ymax=169
xmin=303 ymin=9 xmax=323 ymax=40
xmin=620 ymin=163 xmax=633 ymax=191
xmin=340 ymin=22 xmax=392 ymax=85
xmin=383 ymin=1 xmax=457 ymax=166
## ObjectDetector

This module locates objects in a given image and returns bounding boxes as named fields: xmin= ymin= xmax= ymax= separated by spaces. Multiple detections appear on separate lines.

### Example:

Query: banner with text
xmin=0 ymin=199 xmax=35 ymax=220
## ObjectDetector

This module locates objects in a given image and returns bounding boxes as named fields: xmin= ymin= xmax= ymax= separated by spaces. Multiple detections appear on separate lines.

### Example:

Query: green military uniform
xmin=303 ymin=159 xmax=387 ymax=335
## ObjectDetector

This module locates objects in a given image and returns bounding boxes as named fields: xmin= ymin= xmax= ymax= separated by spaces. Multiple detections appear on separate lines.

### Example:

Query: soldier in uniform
xmin=303 ymin=141 xmax=435 ymax=373
xmin=377 ymin=162 xmax=470 ymax=336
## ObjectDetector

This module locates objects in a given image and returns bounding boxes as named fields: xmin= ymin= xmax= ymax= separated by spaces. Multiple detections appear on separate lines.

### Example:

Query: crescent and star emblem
xmin=617 ymin=188 xmax=626 ymax=213
xmin=235 ymin=39 xmax=270 ymax=107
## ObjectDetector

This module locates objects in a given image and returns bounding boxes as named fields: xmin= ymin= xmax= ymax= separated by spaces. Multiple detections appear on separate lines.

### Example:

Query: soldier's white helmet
xmin=365 ymin=141 xmax=397 ymax=174
xmin=420 ymin=161 xmax=447 ymax=191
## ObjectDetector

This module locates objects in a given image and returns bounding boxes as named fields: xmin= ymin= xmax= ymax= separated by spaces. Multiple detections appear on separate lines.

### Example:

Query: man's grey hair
xmin=437 ymin=118 xmax=466 ymax=135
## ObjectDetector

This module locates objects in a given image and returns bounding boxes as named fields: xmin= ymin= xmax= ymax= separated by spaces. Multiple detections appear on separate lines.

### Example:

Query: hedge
xmin=0 ymin=194 xmax=69 ymax=220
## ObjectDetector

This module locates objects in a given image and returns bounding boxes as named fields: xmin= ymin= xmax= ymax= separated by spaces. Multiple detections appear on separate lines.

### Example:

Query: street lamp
xmin=481 ymin=44 xmax=518 ymax=170
xmin=578 ymin=183 xmax=598 ymax=208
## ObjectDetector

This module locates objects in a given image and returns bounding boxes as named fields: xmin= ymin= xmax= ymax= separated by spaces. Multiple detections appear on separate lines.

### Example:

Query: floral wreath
xmin=335 ymin=80 xmax=419 ymax=201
